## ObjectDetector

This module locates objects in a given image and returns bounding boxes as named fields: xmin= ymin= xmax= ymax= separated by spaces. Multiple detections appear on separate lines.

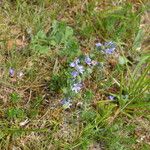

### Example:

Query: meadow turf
xmin=0 ymin=0 xmax=150 ymax=150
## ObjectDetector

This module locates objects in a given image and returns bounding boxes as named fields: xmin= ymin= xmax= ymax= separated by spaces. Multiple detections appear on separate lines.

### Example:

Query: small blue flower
xmin=95 ymin=42 xmax=102 ymax=47
xmin=71 ymin=83 xmax=82 ymax=93
xmin=76 ymin=65 xmax=84 ymax=74
xmin=105 ymin=48 xmax=115 ymax=54
xmin=61 ymin=98 xmax=72 ymax=109
xmin=71 ymin=71 xmax=79 ymax=78
xmin=104 ymin=41 xmax=116 ymax=54
xmin=108 ymin=95 xmax=115 ymax=100
xmin=70 ymin=59 xmax=80 ymax=67
xmin=9 ymin=68 xmax=15 ymax=77
xmin=70 ymin=62 xmax=76 ymax=67
xmin=85 ymin=56 xmax=92 ymax=66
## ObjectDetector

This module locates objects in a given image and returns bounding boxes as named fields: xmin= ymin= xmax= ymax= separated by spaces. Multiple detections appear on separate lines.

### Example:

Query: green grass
xmin=0 ymin=0 xmax=150 ymax=150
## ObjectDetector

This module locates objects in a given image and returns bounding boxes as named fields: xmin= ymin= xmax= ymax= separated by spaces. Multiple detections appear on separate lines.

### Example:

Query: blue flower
xmin=9 ymin=68 xmax=15 ymax=77
xmin=105 ymin=48 xmax=115 ymax=54
xmin=70 ymin=59 xmax=80 ymax=67
xmin=61 ymin=98 xmax=72 ymax=109
xmin=104 ymin=41 xmax=116 ymax=54
xmin=71 ymin=71 xmax=79 ymax=78
xmin=95 ymin=42 xmax=102 ymax=47
xmin=70 ymin=58 xmax=84 ymax=75
xmin=85 ymin=56 xmax=92 ymax=66
xmin=76 ymin=65 xmax=84 ymax=74
xmin=108 ymin=95 xmax=115 ymax=100
xmin=71 ymin=83 xmax=82 ymax=93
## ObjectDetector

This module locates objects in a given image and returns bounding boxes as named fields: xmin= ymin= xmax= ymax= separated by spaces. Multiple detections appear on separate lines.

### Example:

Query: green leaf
xmin=36 ymin=30 xmax=47 ymax=39
xmin=31 ymin=30 xmax=49 ymax=54
xmin=133 ymin=29 xmax=144 ymax=50
xmin=34 ymin=45 xmax=49 ymax=54
xmin=118 ymin=56 xmax=128 ymax=65
xmin=65 ymin=26 xmax=74 ymax=40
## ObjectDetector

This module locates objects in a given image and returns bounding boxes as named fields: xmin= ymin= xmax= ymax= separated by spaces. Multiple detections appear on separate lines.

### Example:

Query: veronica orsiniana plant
xmin=61 ymin=55 xmax=98 ymax=109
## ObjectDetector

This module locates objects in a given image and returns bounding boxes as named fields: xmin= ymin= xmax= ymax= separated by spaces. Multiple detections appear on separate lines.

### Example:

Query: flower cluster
xmin=70 ymin=56 xmax=98 ymax=93
xmin=70 ymin=58 xmax=84 ymax=94
xmin=61 ymin=56 xmax=97 ymax=109
xmin=96 ymin=41 xmax=116 ymax=54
